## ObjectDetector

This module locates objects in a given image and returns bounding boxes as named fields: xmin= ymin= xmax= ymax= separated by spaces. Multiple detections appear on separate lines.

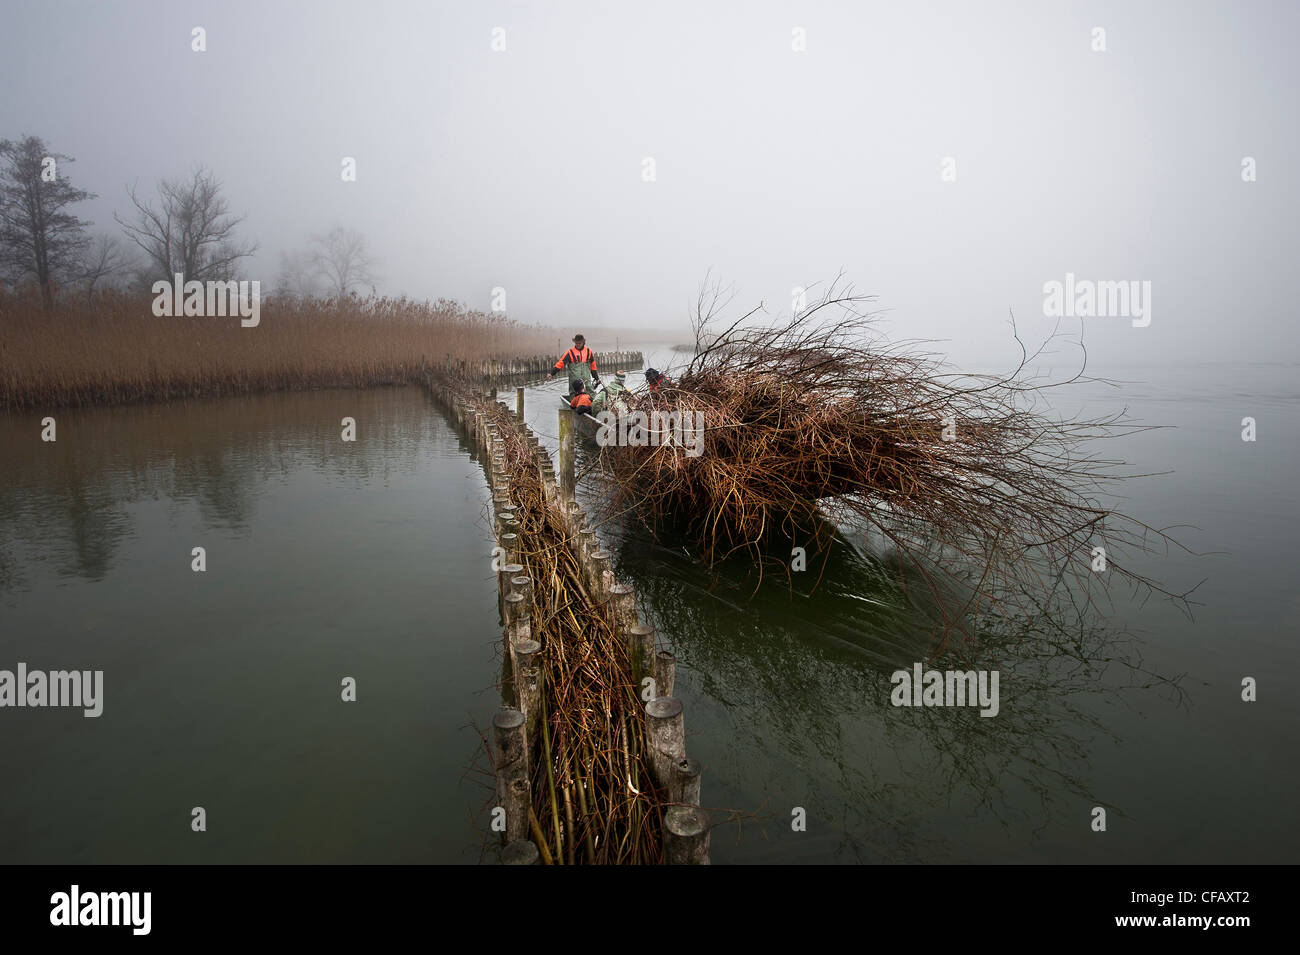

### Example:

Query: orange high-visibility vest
xmin=570 ymin=392 xmax=593 ymax=412
xmin=555 ymin=346 xmax=597 ymax=375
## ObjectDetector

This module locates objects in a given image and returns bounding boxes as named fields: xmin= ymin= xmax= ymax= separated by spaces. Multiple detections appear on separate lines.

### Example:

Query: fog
xmin=3 ymin=0 xmax=1295 ymax=368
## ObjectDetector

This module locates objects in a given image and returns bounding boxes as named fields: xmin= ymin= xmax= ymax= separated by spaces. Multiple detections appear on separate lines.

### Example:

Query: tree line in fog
xmin=0 ymin=134 xmax=374 ymax=309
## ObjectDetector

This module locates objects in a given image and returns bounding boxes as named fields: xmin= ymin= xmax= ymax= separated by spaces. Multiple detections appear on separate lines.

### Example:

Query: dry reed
xmin=0 ymin=287 xmax=558 ymax=410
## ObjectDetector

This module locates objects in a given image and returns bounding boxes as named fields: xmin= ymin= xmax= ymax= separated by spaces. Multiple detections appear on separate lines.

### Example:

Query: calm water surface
xmin=1 ymin=387 xmax=498 ymax=863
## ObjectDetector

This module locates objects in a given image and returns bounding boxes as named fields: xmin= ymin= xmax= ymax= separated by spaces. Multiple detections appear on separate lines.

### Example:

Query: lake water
xmin=0 ymin=387 xmax=499 ymax=863
xmin=2 ymin=359 xmax=1296 ymax=863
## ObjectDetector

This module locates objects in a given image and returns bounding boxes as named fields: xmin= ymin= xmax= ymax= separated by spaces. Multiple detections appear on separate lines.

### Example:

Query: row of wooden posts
xmin=434 ymin=350 xmax=644 ymax=385
xmin=423 ymin=369 xmax=710 ymax=864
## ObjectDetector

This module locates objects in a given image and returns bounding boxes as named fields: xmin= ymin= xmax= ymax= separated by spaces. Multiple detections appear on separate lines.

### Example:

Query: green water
xmin=0 ymin=387 xmax=498 ymax=863
xmin=2 ymin=361 xmax=1297 ymax=864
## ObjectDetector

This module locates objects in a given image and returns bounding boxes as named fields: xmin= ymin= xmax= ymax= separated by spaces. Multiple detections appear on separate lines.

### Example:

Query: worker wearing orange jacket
xmin=568 ymin=379 xmax=594 ymax=414
xmin=549 ymin=334 xmax=599 ymax=387
xmin=645 ymin=367 xmax=671 ymax=392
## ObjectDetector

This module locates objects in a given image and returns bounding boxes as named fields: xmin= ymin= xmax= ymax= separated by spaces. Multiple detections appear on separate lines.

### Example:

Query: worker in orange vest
xmin=568 ymin=379 xmax=594 ymax=414
xmin=549 ymin=334 xmax=599 ymax=387
xmin=645 ymin=367 xmax=671 ymax=392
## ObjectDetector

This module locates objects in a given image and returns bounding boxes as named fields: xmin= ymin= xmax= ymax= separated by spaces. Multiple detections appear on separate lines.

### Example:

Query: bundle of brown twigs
xmin=478 ymin=398 xmax=664 ymax=864
xmin=596 ymin=282 xmax=1191 ymax=641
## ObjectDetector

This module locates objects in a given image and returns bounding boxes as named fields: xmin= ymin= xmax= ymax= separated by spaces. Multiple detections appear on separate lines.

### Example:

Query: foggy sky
xmin=2 ymin=0 xmax=1296 ymax=369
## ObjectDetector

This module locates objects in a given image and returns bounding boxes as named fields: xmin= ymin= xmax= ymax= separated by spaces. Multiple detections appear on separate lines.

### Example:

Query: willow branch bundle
xmin=596 ymin=285 xmax=1191 ymax=644
xmin=471 ymin=395 xmax=664 ymax=864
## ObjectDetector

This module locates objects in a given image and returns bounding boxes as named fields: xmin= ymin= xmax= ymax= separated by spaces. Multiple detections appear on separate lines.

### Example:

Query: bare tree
xmin=310 ymin=226 xmax=375 ymax=296
xmin=115 ymin=166 xmax=257 ymax=282
xmin=79 ymin=234 xmax=137 ymax=300
xmin=274 ymin=249 xmax=323 ymax=299
xmin=0 ymin=136 xmax=95 ymax=308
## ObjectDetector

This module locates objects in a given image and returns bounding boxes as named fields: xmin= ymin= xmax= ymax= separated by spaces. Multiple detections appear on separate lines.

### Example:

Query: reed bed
xmin=475 ymin=394 xmax=664 ymax=864
xmin=0 ymin=287 xmax=558 ymax=411
xmin=597 ymin=288 xmax=1190 ymax=644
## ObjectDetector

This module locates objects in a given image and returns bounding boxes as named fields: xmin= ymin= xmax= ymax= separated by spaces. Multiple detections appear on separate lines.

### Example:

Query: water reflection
xmin=0 ymin=388 xmax=446 ymax=589
xmin=0 ymin=386 xmax=498 ymax=864
xmin=604 ymin=518 xmax=1181 ymax=861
